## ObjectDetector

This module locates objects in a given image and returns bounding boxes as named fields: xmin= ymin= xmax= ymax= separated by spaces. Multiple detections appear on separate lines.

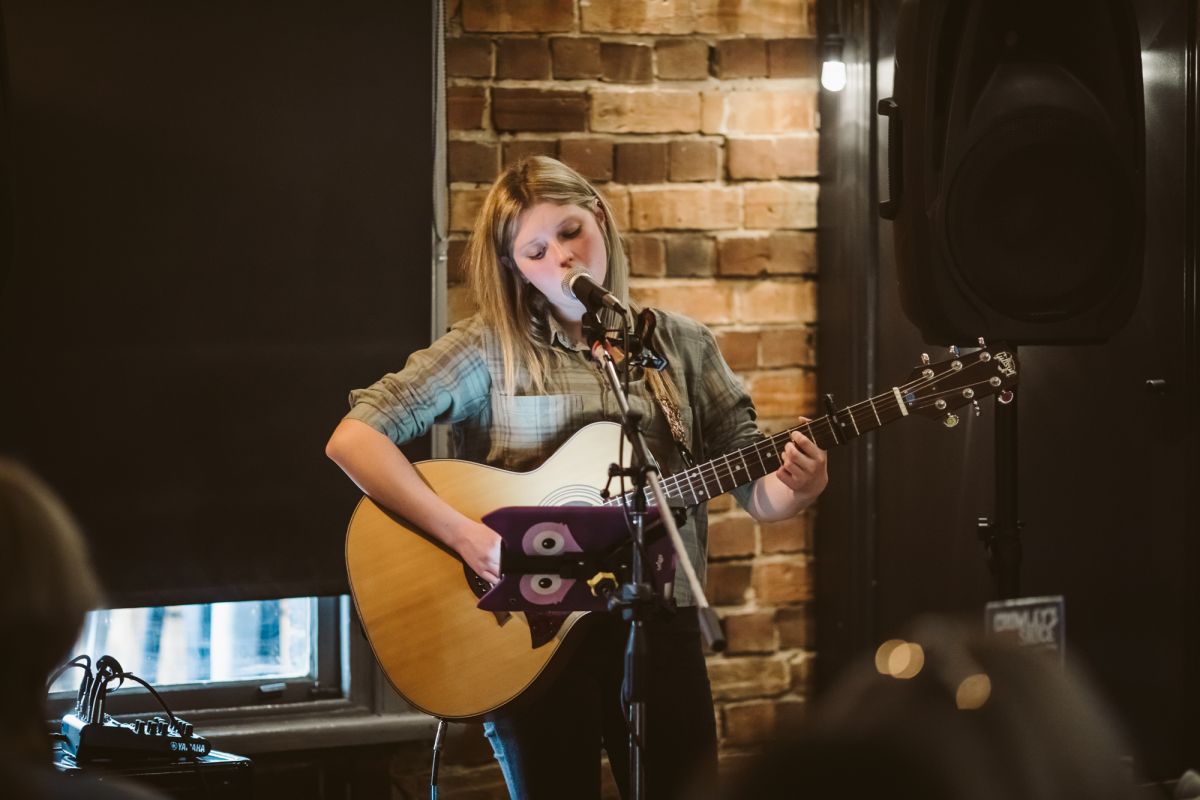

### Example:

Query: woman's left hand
xmin=775 ymin=418 xmax=829 ymax=501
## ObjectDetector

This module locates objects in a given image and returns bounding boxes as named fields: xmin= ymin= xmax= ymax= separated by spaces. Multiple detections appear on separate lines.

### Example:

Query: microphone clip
xmin=583 ymin=308 xmax=669 ymax=372
xmin=628 ymin=308 xmax=668 ymax=371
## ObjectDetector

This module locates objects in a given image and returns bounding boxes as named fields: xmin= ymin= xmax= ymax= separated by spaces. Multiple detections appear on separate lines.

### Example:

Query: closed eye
xmin=521 ymin=225 xmax=582 ymax=260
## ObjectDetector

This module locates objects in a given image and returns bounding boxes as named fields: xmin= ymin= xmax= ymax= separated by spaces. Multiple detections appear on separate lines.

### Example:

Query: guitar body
xmin=344 ymin=343 xmax=1019 ymax=721
xmin=345 ymin=421 xmax=627 ymax=721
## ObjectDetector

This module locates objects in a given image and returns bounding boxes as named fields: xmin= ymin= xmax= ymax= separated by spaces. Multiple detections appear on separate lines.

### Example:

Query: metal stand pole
xmin=978 ymin=343 xmax=1021 ymax=599
xmin=990 ymin=384 xmax=1022 ymax=599
xmin=586 ymin=315 xmax=726 ymax=800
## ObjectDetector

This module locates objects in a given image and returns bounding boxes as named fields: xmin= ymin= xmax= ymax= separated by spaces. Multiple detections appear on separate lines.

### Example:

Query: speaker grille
xmin=946 ymin=112 xmax=1136 ymax=321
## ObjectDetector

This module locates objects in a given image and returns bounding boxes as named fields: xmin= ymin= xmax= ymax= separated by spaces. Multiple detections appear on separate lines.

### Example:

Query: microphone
xmin=561 ymin=266 xmax=628 ymax=317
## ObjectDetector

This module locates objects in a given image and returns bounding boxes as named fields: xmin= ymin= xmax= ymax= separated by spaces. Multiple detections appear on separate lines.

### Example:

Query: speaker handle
xmin=877 ymin=97 xmax=903 ymax=220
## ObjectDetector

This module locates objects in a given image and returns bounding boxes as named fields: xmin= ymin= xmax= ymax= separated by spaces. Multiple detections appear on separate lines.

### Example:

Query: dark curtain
xmin=0 ymin=0 xmax=434 ymax=607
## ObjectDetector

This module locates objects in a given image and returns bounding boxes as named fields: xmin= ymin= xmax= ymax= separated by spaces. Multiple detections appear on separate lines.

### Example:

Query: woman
xmin=326 ymin=156 xmax=827 ymax=799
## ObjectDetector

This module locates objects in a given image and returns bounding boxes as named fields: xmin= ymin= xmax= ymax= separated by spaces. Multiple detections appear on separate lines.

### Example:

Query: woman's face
xmin=509 ymin=201 xmax=608 ymax=322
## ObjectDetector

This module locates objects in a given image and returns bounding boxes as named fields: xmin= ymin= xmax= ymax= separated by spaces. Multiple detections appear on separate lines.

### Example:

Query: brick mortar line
xmin=451 ymin=180 xmax=816 ymax=188
xmin=706 ymin=322 xmax=819 ymax=330
xmin=449 ymin=131 xmax=735 ymax=141
xmin=447 ymin=76 xmax=817 ymax=91
xmin=706 ymin=553 xmax=814 ymax=566
xmin=451 ymin=182 xmax=819 ymax=194
xmin=741 ymin=366 xmax=819 ymax=375
xmin=720 ymin=692 xmax=809 ymax=706
xmin=451 ymin=32 xmax=816 ymax=43
xmin=624 ymin=180 xmax=818 ymax=189
xmin=631 ymin=276 xmax=817 ymax=285
xmin=452 ymin=25 xmax=815 ymax=38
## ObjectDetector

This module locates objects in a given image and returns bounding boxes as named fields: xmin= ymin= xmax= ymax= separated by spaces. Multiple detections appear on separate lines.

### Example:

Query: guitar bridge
xmin=463 ymin=564 xmax=510 ymax=626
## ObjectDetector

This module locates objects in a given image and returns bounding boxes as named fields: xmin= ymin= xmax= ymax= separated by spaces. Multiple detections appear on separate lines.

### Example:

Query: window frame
xmin=45 ymin=596 xmax=433 ymax=754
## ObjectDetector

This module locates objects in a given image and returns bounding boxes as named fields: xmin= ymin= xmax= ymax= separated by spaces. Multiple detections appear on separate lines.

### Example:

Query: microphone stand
xmin=583 ymin=311 xmax=726 ymax=800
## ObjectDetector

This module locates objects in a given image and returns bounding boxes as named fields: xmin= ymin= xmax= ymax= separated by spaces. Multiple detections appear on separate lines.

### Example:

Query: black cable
xmin=47 ymin=654 xmax=95 ymax=726
xmin=430 ymin=717 xmax=448 ymax=800
xmin=616 ymin=315 xmax=651 ymax=755
xmin=50 ymin=653 xmax=216 ymax=798
xmin=46 ymin=654 xmax=91 ymax=691
xmin=112 ymin=670 xmax=212 ymax=799
xmin=611 ymin=313 xmax=650 ymax=570
xmin=110 ymin=672 xmax=182 ymax=734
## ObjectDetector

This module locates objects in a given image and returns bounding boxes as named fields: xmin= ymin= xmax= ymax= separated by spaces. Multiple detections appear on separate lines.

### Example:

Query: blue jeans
xmin=483 ymin=608 xmax=718 ymax=800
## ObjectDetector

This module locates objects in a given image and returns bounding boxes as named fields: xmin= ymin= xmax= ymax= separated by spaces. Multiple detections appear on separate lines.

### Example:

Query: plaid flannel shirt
xmin=345 ymin=309 xmax=762 ymax=606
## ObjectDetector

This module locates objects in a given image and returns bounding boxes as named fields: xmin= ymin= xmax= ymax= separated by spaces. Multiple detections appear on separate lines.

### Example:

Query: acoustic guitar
xmin=344 ymin=343 xmax=1019 ymax=720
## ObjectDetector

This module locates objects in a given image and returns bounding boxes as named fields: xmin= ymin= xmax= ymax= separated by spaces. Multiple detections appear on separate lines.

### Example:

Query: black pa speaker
xmin=879 ymin=0 xmax=1145 ymax=345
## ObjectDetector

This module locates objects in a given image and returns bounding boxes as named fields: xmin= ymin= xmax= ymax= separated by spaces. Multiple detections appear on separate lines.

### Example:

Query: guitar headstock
xmin=900 ymin=341 xmax=1019 ymax=426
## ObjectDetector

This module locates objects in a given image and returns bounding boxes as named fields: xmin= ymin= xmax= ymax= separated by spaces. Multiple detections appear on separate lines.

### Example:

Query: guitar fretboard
xmin=604 ymin=385 xmax=912 ymax=510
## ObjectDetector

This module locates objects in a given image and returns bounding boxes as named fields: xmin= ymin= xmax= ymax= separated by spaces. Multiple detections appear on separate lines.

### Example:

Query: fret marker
xmin=892 ymin=387 xmax=909 ymax=416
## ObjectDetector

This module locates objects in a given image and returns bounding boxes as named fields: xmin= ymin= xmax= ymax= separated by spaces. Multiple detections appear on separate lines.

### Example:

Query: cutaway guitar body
xmin=345 ymin=422 xmax=625 ymax=720
xmin=345 ymin=344 xmax=1019 ymax=721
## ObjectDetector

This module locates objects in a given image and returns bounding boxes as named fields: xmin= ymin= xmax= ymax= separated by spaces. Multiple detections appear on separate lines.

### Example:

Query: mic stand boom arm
xmin=595 ymin=348 xmax=726 ymax=645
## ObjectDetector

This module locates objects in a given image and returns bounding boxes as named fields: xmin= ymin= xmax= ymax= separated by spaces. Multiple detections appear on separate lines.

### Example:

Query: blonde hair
xmin=464 ymin=156 xmax=631 ymax=393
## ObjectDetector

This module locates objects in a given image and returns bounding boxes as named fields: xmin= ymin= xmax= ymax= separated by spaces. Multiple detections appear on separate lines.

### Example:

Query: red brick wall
xmin=424 ymin=0 xmax=820 ymax=794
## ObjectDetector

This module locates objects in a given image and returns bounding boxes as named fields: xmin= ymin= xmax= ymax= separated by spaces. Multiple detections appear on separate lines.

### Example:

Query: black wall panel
xmin=818 ymin=0 xmax=1198 ymax=781
xmin=0 ymin=1 xmax=433 ymax=606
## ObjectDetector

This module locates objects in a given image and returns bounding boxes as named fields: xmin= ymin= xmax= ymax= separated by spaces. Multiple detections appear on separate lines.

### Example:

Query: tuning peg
xmin=943 ymin=412 xmax=960 ymax=428
xmin=977 ymin=336 xmax=987 ymax=349
xmin=948 ymin=345 xmax=960 ymax=357
xmin=920 ymin=352 xmax=930 ymax=365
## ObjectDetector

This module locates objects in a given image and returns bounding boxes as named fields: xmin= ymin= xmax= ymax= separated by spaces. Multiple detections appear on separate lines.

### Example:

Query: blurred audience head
xmin=723 ymin=617 xmax=1138 ymax=800
xmin=0 ymin=458 xmax=101 ymax=755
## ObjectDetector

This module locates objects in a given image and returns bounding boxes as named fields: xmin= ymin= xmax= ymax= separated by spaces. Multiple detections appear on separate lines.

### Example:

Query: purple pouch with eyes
xmin=476 ymin=506 xmax=677 ymax=621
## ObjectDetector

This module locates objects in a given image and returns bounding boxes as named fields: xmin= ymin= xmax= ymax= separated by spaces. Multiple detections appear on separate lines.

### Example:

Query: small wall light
xmin=821 ymin=33 xmax=847 ymax=92
xmin=821 ymin=0 xmax=847 ymax=92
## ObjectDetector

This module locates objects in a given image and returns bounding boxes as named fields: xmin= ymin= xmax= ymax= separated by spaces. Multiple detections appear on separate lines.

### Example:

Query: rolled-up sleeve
xmin=693 ymin=325 xmax=763 ymax=509
xmin=344 ymin=316 xmax=491 ymax=447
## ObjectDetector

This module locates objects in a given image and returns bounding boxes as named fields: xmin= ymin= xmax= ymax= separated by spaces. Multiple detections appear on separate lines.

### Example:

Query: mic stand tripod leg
xmin=987 ymin=383 xmax=1021 ymax=599
xmin=624 ymin=609 xmax=647 ymax=799
xmin=614 ymin=503 xmax=654 ymax=800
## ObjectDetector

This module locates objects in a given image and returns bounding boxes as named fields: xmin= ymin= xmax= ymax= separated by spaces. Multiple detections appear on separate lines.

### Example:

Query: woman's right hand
xmin=326 ymin=420 xmax=505 ymax=584
xmin=451 ymin=520 xmax=503 ymax=585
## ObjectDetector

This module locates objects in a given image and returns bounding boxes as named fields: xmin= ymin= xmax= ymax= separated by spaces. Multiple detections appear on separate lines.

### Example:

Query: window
xmin=49 ymin=596 xmax=345 ymax=717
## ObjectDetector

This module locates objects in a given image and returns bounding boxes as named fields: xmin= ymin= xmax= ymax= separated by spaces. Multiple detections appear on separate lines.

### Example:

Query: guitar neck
xmin=608 ymin=385 xmax=912 ymax=509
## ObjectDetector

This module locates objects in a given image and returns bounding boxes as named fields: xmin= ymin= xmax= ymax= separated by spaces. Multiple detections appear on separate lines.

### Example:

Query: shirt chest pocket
xmin=489 ymin=393 xmax=586 ymax=471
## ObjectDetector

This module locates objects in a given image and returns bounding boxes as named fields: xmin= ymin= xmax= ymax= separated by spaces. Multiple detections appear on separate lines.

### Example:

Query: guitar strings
xmin=608 ymin=363 xmax=1004 ymax=509
xmin=638 ymin=372 xmax=981 ymax=507
xmin=667 ymin=370 xmax=990 ymax=497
